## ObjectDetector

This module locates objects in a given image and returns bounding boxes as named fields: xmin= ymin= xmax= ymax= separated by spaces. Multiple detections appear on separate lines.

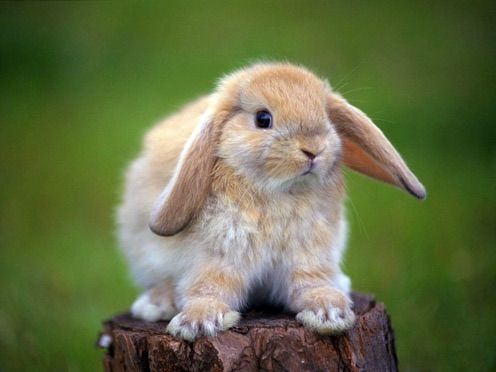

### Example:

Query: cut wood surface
xmin=98 ymin=292 xmax=398 ymax=372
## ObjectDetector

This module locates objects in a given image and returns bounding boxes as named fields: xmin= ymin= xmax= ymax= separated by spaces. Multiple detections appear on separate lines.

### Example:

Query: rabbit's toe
xmin=296 ymin=305 xmax=355 ymax=334
xmin=294 ymin=286 xmax=355 ymax=334
xmin=166 ymin=298 xmax=240 ymax=341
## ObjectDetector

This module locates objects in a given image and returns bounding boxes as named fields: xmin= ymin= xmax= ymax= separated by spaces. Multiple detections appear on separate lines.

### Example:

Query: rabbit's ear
xmin=327 ymin=92 xmax=426 ymax=199
xmin=149 ymin=111 xmax=220 ymax=236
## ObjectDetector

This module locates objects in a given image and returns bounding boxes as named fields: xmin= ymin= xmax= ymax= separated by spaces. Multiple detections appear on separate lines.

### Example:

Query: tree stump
xmin=98 ymin=293 xmax=398 ymax=371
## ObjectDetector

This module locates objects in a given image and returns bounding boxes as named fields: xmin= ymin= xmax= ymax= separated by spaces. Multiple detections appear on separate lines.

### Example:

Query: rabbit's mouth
xmin=301 ymin=159 xmax=318 ymax=176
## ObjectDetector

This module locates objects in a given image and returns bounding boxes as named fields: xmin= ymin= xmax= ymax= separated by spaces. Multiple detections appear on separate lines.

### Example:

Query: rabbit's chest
xmin=259 ymin=201 xmax=334 ymax=252
xmin=200 ymin=193 xmax=337 ymax=266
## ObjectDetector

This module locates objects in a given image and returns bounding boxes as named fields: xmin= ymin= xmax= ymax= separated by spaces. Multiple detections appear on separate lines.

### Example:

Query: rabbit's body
xmin=118 ymin=97 xmax=209 ymax=290
xmin=117 ymin=63 xmax=425 ymax=341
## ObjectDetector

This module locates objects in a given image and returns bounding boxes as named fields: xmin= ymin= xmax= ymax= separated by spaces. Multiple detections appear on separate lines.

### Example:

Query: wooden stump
xmin=98 ymin=293 xmax=398 ymax=371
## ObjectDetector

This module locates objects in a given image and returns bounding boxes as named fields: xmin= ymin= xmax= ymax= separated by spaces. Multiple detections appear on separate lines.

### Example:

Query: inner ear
xmin=327 ymin=91 xmax=426 ymax=199
xmin=341 ymin=138 xmax=397 ymax=186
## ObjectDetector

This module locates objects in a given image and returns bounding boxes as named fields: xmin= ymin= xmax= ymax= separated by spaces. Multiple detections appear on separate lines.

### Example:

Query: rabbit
xmin=117 ymin=62 xmax=426 ymax=342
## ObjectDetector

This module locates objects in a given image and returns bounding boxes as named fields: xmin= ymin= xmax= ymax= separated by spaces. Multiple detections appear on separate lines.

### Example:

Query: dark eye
xmin=255 ymin=110 xmax=272 ymax=129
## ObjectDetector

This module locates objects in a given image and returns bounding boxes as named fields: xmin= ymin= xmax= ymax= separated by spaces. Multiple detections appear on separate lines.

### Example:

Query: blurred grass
xmin=1 ymin=1 xmax=495 ymax=370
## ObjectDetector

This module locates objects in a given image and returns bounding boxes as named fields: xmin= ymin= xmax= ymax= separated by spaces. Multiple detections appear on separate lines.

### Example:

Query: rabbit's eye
xmin=255 ymin=110 xmax=272 ymax=129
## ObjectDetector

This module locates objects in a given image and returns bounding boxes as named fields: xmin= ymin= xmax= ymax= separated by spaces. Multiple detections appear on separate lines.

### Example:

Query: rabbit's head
xmin=216 ymin=64 xmax=341 ymax=192
xmin=150 ymin=63 xmax=425 ymax=236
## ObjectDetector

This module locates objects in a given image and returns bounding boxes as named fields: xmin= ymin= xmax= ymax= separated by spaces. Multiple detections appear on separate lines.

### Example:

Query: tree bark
xmin=98 ymin=292 xmax=398 ymax=372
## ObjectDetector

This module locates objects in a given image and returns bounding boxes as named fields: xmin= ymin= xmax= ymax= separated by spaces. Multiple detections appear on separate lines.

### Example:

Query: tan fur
xmin=291 ymin=266 xmax=336 ymax=285
xmin=117 ymin=62 xmax=425 ymax=340
xmin=211 ymin=162 xmax=264 ymax=225
xmin=186 ymin=267 xmax=246 ymax=301
xmin=327 ymin=92 xmax=426 ymax=199
xmin=182 ymin=298 xmax=231 ymax=320
xmin=145 ymin=97 xmax=210 ymax=184
xmin=149 ymin=102 xmax=221 ymax=236
xmin=149 ymin=278 xmax=175 ymax=305
xmin=294 ymin=286 xmax=349 ymax=312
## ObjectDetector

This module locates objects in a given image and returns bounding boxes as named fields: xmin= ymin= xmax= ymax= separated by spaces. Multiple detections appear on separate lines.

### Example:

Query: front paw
xmin=166 ymin=298 xmax=240 ymax=341
xmin=295 ymin=287 xmax=355 ymax=335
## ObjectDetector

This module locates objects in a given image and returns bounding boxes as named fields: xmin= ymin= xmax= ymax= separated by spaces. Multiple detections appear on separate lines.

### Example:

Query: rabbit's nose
xmin=300 ymin=148 xmax=324 ymax=160
xmin=301 ymin=149 xmax=316 ymax=160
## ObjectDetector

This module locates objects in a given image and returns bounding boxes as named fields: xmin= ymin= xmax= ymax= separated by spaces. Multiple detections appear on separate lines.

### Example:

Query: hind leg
xmin=333 ymin=272 xmax=352 ymax=295
xmin=131 ymin=278 xmax=178 ymax=322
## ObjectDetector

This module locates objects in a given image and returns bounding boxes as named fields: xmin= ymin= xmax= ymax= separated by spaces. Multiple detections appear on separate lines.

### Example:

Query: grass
xmin=1 ymin=1 xmax=495 ymax=370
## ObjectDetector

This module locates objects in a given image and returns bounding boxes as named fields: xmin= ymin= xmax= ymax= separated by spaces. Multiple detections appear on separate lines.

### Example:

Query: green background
xmin=1 ymin=1 xmax=495 ymax=370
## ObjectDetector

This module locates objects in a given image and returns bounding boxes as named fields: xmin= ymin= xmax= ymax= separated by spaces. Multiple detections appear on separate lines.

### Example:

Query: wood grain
xmin=98 ymin=293 xmax=398 ymax=372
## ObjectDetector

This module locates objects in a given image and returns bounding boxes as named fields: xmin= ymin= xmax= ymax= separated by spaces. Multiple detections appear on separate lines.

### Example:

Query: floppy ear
xmin=327 ymin=91 xmax=426 ymax=199
xmin=149 ymin=111 xmax=220 ymax=236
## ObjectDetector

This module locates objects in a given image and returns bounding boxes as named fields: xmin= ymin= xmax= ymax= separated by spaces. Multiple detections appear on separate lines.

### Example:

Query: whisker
xmin=339 ymin=86 xmax=374 ymax=97
xmin=332 ymin=63 xmax=363 ymax=92
xmin=347 ymin=196 xmax=369 ymax=241
xmin=370 ymin=116 xmax=395 ymax=125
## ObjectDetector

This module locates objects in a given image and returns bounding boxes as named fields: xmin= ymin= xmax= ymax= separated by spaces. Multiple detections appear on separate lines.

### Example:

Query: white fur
xmin=149 ymin=107 xmax=215 ymax=227
xmin=130 ymin=290 xmax=176 ymax=322
xmin=166 ymin=310 xmax=241 ymax=342
xmin=296 ymin=306 xmax=356 ymax=335
xmin=98 ymin=334 xmax=112 ymax=348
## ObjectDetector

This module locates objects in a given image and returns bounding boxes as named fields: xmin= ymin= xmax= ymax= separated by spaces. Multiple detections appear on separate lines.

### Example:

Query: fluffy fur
xmin=117 ymin=62 xmax=425 ymax=341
